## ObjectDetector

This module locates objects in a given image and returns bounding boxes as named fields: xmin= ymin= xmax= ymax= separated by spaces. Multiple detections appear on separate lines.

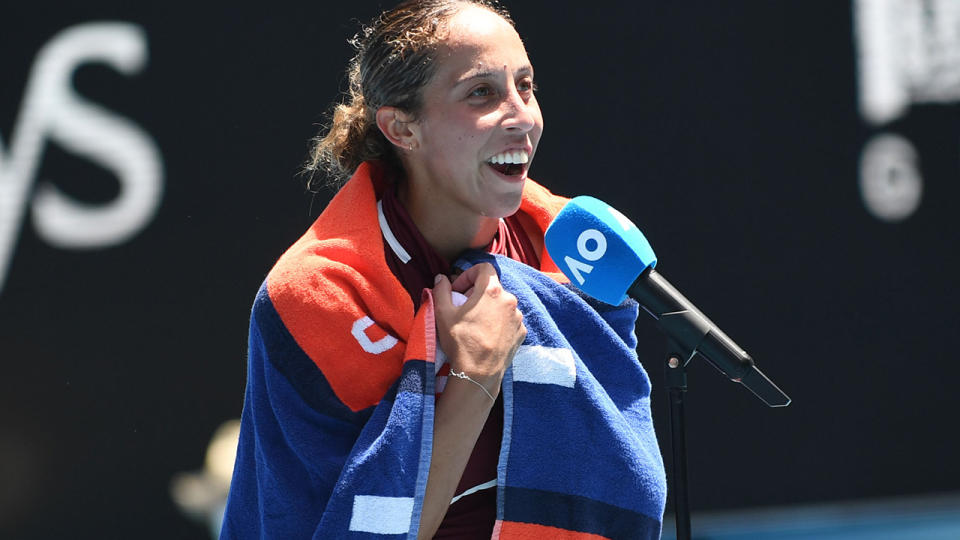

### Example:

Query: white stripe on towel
xmin=512 ymin=345 xmax=577 ymax=388
xmin=349 ymin=495 xmax=414 ymax=534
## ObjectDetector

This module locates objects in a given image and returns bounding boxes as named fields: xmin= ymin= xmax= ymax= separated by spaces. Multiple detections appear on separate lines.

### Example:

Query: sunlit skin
xmin=374 ymin=6 xmax=541 ymax=538
xmin=378 ymin=6 xmax=543 ymax=262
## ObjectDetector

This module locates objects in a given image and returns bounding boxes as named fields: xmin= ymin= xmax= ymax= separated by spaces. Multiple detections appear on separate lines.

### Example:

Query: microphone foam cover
xmin=544 ymin=196 xmax=657 ymax=305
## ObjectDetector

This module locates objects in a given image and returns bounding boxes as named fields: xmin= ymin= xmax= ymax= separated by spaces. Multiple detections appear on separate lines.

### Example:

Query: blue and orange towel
xmin=222 ymin=162 xmax=666 ymax=539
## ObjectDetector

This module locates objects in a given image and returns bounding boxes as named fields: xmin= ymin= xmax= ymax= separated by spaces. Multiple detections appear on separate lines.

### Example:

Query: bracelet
xmin=448 ymin=369 xmax=496 ymax=402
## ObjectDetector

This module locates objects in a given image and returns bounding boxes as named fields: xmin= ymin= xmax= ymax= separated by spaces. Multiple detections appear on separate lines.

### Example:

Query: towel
xmin=221 ymin=162 xmax=666 ymax=539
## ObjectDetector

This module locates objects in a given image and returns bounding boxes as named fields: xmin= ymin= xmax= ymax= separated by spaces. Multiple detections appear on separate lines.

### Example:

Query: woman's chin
xmin=484 ymin=189 xmax=525 ymax=219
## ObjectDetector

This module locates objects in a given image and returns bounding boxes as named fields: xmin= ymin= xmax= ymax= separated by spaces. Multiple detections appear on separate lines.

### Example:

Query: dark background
xmin=1 ymin=2 xmax=957 ymax=538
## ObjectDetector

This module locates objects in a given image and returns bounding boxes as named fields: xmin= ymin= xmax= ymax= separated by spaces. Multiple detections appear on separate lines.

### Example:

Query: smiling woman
xmin=308 ymin=0 xmax=542 ymax=262
xmin=221 ymin=1 xmax=666 ymax=539
xmin=382 ymin=8 xmax=542 ymax=261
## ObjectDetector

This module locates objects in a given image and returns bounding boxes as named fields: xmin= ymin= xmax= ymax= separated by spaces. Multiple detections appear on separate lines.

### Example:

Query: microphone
xmin=544 ymin=196 xmax=790 ymax=407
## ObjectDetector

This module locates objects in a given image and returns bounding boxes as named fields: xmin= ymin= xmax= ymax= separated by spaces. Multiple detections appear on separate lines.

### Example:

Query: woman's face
xmin=404 ymin=7 xmax=543 ymax=221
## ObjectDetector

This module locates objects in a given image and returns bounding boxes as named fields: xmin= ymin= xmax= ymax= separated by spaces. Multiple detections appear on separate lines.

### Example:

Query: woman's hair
xmin=305 ymin=0 xmax=513 ymax=190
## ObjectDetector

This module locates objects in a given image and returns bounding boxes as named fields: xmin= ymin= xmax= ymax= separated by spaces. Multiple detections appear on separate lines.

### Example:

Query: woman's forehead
xmin=433 ymin=8 xmax=530 ymax=80
xmin=444 ymin=6 xmax=517 ymax=44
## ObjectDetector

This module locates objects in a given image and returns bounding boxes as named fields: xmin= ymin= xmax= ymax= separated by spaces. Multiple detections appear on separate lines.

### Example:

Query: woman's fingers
xmin=450 ymin=263 xmax=495 ymax=294
xmin=431 ymin=262 xmax=526 ymax=378
xmin=432 ymin=273 xmax=454 ymax=313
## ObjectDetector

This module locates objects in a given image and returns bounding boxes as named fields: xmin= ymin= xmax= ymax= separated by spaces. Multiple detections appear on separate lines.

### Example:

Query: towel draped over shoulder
xmin=222 ymin=162 xmax=667 ymax=539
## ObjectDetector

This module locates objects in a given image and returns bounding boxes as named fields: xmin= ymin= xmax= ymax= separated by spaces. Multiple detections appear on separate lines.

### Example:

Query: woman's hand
xmin=432 ymin=263 xmax=526 ymax=397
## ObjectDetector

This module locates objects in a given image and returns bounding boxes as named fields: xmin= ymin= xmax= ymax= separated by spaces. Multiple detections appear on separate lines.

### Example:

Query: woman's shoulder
xmin=261 ymin=196 xmax=413 ymax=343
xmin=263 ymin=162 xmax=407 ymax=325
xmin=254 ymin=221 xmax=415 ymax=412
xmin=249 ymin=164 xmax=416 ymax=410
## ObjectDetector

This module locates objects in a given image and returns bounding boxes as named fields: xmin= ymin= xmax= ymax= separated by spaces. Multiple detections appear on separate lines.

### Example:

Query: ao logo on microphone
xmin=565 ymin=228 xmax=607 ymax=285
xmin=545 ymin=197 xmax=657 ymax=306
xmin=0 ymin=22 xmax=163 ymax=294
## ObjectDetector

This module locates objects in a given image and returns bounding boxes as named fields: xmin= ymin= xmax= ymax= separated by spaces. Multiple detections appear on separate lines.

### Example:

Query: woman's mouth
xmin=486 ymin=150 xmax=530 ymax=177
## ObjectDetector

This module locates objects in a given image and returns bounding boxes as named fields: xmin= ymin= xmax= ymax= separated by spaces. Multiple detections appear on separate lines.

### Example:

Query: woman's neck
xmin=398 ymin=182 xmax=500 ymax=264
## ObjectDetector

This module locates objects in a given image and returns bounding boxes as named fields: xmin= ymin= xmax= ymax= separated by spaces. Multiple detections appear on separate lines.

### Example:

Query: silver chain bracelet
xmin=448 ymin=369 xmax=496 ymax=402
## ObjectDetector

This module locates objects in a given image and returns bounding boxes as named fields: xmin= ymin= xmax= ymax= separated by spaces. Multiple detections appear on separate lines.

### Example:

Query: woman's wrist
xmin=442 ymin=366 xmax=503 ymax=405
xmin=447 ymin=368 xmax=496 ymax=401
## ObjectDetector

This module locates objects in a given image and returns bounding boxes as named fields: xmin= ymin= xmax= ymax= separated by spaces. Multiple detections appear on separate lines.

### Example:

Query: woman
xmin=222 ymin=1 xmax=666 ymax=538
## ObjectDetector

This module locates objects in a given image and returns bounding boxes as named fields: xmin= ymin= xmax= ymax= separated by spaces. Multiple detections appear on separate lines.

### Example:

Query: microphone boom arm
xmin=629 ymin=268 xmax=791 ymax=407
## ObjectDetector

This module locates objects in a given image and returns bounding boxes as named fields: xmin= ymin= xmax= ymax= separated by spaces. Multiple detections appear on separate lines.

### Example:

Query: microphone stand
xmin=627 ymin=268 xmax=790 ymax=539
xmin=665 ymin=349 xmax=691 ymax=540
xmin=657 ymin=334 xmax=789 ymax=540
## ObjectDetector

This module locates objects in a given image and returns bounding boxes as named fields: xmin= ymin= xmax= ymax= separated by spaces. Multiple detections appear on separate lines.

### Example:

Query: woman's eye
xmin=469 ymin=86 xmax=494 ymax=98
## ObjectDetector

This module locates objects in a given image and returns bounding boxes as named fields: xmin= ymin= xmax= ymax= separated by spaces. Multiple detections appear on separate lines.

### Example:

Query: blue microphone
xmin=545 ymin=196 xmax=790 ymax=407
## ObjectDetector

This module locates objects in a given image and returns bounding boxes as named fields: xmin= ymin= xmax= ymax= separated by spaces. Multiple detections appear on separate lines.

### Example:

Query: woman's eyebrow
xmin=454 ymin=65 xmax=533 ymax=86
xmin=454 ymin=69 xmax=498 ymax=86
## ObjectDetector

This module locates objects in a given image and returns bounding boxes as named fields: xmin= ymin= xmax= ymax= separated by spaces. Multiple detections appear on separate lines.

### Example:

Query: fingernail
xmin=434 ymin=274 xmax=443 ymax=284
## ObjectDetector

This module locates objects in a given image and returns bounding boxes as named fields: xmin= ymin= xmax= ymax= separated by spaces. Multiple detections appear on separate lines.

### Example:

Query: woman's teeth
xmin=488 ymin=150 xmax=530 ymax=165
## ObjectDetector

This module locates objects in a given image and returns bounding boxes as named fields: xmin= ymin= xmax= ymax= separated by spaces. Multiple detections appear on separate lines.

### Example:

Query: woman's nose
xmin=502 ymin=88 xmax=537 ymax=133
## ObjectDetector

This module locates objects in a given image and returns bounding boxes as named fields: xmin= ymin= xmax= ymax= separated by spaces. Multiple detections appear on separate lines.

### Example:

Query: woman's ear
xmin=375 ymin=106 xmax=419 ymax=151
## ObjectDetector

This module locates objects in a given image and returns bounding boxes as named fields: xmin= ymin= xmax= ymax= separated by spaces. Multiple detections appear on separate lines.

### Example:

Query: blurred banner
xmin=1 ymin=2 xmax=957 ymax=538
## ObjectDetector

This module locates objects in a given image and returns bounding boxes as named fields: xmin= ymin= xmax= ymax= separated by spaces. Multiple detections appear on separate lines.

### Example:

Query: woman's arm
xmin=416 ymin=263 xmax=526 ymax=539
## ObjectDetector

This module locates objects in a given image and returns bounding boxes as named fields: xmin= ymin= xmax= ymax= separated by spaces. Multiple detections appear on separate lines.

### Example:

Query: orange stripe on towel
xmin=495 ymin=520 xmax=610 ymax=539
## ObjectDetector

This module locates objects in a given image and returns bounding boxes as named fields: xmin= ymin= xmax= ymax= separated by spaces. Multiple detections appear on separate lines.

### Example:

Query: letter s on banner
xmin=29 ymin=23 xmax=164 ymax=248
xmin=0 ymin=22 xmax=163 ymax=294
